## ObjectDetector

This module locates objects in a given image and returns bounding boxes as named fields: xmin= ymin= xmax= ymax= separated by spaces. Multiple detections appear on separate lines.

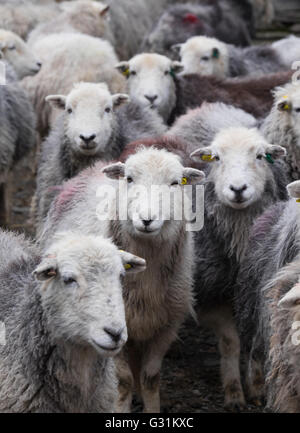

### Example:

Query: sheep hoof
xmin=225 ymin=400 xmax=246 ymax=412
xmin=224 ymin=384 xmax=246 ymax=412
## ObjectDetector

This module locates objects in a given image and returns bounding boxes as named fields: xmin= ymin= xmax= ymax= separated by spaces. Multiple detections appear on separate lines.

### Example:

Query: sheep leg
xmin=245 ymin=336 xmax=265 ymax=405
xmin=140 ymin=327 xmax=177 ymax=413
xmin=0 ymin=176 xmax=11 ymax=227
xmin=199 ymin=305 xmax=246 ymax=411
xmin=115 ymin=351 xmax=134 ymax=413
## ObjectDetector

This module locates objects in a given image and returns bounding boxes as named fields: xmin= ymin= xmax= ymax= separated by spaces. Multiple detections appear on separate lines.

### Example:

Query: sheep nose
xmin=36 ymin=62 xmax=42 ymax=69
xmin=80 ymin=134 xmax=96 ymax=143
xmin=142 ymin=219 xmax=153 ymax=227
xmin=230 ymin=184 xmax=248 ymax=194
xmin=104 ymin=326 xmax=124 ymax=343
xmin=144 ymin=94 xmax=158 ymax=104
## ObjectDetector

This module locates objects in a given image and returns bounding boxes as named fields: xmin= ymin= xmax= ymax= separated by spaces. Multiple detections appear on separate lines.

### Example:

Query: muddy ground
xmin=9 ymin=154 xmax=262 ymax=413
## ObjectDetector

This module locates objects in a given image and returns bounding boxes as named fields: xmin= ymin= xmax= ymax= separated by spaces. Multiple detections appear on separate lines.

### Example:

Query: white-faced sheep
xmin=189 ymin=127 xmax=289 ymax=410
xmin=34 ymin=82 xmax=166 ymax=233
xmin=0 ymin=1 xmax=60 ymax=40
xmin=22 ymin=32 xmax=125 ymax=137
xmin=27 ymin=1 xmax=114 ymax=48
xmin=116 ymin=53 xmax=292 ymax=124
xmin=141 ymin=1 xmax=251 ymax=58
xmin=174 ymin=35 xmax=285 ymax=78
xmin=261 ymin=82 xmax=300 ymax=181
xmin=234 ymin=180 xmax=300 ymax=411
xmin=0 ymin=229 xmax=146 ymax=412
xmin=272 ymin=35 xmax=300 ymax=69
xmin=0 ymin=79 xmax=36 ymax=225
xmin=0 ymin=29 xmax=41 ymax=80
xmin=39 ymin=146 xmax=205 ymax=413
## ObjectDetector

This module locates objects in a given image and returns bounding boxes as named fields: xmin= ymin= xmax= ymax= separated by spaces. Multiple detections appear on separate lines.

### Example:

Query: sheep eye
xmin=105 ymin=107 xmax=111 ymax=113
xmin=164 ymin=70 xmax=170 ymax=75
xmin=256 ymin=154 xmax=263 ymax=160
xmin=201 ymin=56 xmax=210 ymax=61
xmin=171 ymin=181 xmax=179 ymax=186
xmin=127 ymin=176 xmax=133 ymax=183
xmin=67 ymin=108 xmax=72 ymax=114
xmin=130 ymin=70 xmax=137 ymax=76
xmin=63 ymin=276 xmax=77 ymax=285
xmin=214 ymin=155 xmax=220 ymax=161
xmin=8 ymin=45 xmax=16 ymax=51
xmin=295 ymin=108 xmax=300 ymax=113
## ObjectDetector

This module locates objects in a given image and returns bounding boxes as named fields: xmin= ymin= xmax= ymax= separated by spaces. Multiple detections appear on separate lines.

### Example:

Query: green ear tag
xmin=265 ymin=153 xmax=274 ymax=164
xmin=212 ymin=48 xmax=219 ymax=59
xmin=169 ymin=69 xmax=176 ymax=79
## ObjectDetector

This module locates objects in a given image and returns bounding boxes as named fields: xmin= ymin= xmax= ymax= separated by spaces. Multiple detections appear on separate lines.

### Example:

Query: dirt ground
xmin=9 ymin=154 xmax=263 ymax=414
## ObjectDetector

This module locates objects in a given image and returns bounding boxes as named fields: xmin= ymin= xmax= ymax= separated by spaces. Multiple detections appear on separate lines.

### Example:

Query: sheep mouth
xmin=135 ymin=227 xmax=160 ymax=235
xmin=91 ymin=339 xmax=121 ymax=354
xmin=228 ymin=198 xmax=251 ymax=209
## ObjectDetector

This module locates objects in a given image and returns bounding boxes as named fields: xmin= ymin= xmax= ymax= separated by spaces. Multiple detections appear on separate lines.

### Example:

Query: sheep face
xmin=0 ymin=30 xmax=41 ymax=79
xmin=174 ymin=36 xmax=228 ymax=78
xmin=191 ymin=127 xmax=286 ymax=210
xmin=276 ymin=84 xmax=300 ymax=139
xmin=116 ymin=54 xmax=183 ymax=122
xmin=59 ymin=0 xmax=110 ymax=26
xmin=46 ymin=83 xmax=129 ymax=156
xmin=33 ymin=233 xmax=146 ymax=356
xmin=104 ymin=147 xmax=204 ymax=239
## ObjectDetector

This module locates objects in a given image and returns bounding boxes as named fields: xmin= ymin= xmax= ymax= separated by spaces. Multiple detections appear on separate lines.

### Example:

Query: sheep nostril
xmin=104 ymin=327 xmax=123 ymax=343
xmin=142 ymin=219 xmax=152 ymax=227
xmin=144 ymin=95 xmax=158 ymax=104
xmin=230 ymin=184 xmax=247 ymax=193
xmin=80 ymin=134 xmax=96 ymax=143
xmin=37 ymin=62 xmax=42 ymax=68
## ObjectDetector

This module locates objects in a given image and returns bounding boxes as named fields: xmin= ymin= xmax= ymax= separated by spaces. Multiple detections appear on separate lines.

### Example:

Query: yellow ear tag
xmin=201 ymin=154 xmax=215 ymax=162
xmin=283 ymin=104 xmax=290 ymax=110
xmin=296 ymin=199 xmax=300 ymax=203
xmin=123 ymin=68 xmax=130 ymax=77
xmin=124 ymin=263 xmax=132 ymax=270
xmin=181 ymin=177 xmax=187 ymax=185
xmin=283 ymin=95 xmax=288 ymax=99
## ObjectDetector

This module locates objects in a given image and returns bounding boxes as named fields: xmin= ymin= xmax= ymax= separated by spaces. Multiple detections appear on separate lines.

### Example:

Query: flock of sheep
xmin=1 ymin=0 xmax=300 ymax=414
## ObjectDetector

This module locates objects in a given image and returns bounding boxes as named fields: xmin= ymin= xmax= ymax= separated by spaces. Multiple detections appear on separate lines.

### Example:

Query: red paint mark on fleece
xmin=183 ymin=13 xmax=199 ymax=24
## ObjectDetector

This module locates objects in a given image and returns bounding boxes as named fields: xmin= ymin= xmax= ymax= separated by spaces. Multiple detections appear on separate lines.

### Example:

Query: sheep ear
xmin=100 ymin=5 xmax=110 ymax=16
xmin=45 ymin=95 xmax=66 ymax=110
xmin=190 ymin=147 xmax=216 ymax=162
xmin=115 ymin=61 xmax=130 ymax=77
xmin=182 ymin=168 xmax=205 ymax=185
xmin=212 ymin=47 xmax=220 ymax=59
xmin=278 ymin=283 xmax=300 ymax=308
xmin=265 ymin=144 xmax=286 ymax=160
xmin=119 ymin=250 xmax=146 ymax=274
xmin=287 ymin=180 xmax=300 ymax=199
xmin=33 ymin=256 xmax=57 ymax=282
xmin=170 ymin=61 xmax=184 ymax=74
xmin=277 ymin=99 xmax=291 ymax=112
xmin=171 ymin=44 xmax=183 ymax=54
xmin=112 ymin=93 xmax=130 ymax=108
xmin=102 ymin=162 xmax=125 ymax=179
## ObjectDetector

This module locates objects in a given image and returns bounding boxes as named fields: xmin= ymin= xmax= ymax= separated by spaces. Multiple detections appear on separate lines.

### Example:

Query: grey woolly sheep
xmin=167 ymin=102 xmax=257 ymax=151
xmin=261 ymin=82 xmax=300 ymax=181
xmin=34 ymin=82 xmax=166 ymax=234
xmin=0 ymin=29 xmax=41 ymax=80
xmin=234 ymin=180 xmax=300 ymax=411
xmin=190 ymin=126 xmax=289 ymax=410
xmin=175 ymin=35 xmax=285 ymax=79
xmin=0 ymin=229 xmax=146 ymax=412
xmin=0 ymin=1 xmax=60 ymax=40
xmin=39 ymin=146 xmax=205 ymax=413
xmin=0 ymin=78 xmax=36 ymax=225
xmin=141 ymin=1 xmax=251 ymax=58
xmin=27 ymin=1 xmax=115 ymax=47
xmin=21 ymin=32 xmax=125 ymax=137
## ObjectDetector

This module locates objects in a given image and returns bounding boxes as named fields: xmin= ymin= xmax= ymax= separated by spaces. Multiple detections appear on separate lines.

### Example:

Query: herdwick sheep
xmin=141 ymin=1 xmax=251 ymax=58
xmin=272 ymin=35 xmax=300 ymax=70
xmin=0 ymin=29 xmax=41 ymax=80
xmin=0 ymin=1 xmax=60 ymax=40
xmin=39 ymin=146 xmax=205 ymax=413
xmin=174 ymin=35 xmax=285 ymax=79
xmin=0 ymin=79 xmax=36 ymax=225
xmin=116 ymin=53 xmax=292 ymax=124
xmin=0 ymin=229 xmax=146 ymax=412
xmin=234 ymin=180 xmax=300 ymax=411
xmin=22 ymin=33 xmax=125 ymax=137
xmin=34 ymin=82 xmax=166 ymax=234
xmin=167 ymin=102 xmax=257 ymax=152
xmin=189 ymin=127 xmax=289 ymax=410
xmin=27 ymin=1 xmax=115 ymax=48
xmin=261 ymin=82 xmax=300 ymax=181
